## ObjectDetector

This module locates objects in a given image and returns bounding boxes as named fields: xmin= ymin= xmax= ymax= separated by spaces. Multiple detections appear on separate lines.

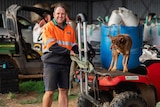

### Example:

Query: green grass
xmin=19 ymin=80 xmax=44 ymax=93
xmin=20 ymin=94 xmax=43 ymax=104
xmin=0 ymin=98 xmax=5 ymax=106
xmin=19 ymin=80 xmax=44 ymax=104
xmin=7 ymin=92 xmax=16 ymax=99
xmin=19 ymin=80 xmax=78 ymax=104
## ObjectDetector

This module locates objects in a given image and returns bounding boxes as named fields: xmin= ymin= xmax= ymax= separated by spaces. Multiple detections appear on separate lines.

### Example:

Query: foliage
xmin=7 ymin=92 xmax=16 ymax=99
xmin=19 ymin=80 xmax=44 ymax=93
xmin=19 ymin=80 xmax=45 ymax=104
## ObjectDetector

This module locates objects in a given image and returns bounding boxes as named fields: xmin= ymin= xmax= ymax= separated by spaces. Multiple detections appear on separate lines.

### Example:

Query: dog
xmin=108 ymin=34 xmax=132 ymax=72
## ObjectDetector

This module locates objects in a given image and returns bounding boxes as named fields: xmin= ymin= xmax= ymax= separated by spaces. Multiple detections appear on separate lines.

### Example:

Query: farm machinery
xmin=76 ymin=13 xmax=160 ymax=107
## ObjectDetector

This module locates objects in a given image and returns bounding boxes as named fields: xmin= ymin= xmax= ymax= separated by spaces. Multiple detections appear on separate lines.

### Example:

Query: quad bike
xmin=76 ymin=13 xmax=160 ymax=107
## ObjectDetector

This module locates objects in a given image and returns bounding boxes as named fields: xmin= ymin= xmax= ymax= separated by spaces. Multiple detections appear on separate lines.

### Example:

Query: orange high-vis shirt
xmin=42 ymin=20 xmax=77 ymax=53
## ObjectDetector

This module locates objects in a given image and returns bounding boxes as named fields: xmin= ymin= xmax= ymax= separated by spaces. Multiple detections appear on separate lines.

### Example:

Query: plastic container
xmin=100 ymin=24 xmax=143 ymax=70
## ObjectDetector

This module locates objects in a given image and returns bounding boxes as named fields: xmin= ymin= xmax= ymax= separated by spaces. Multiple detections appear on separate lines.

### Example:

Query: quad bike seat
xmin=128 ymin=65 xmax=147 ymax=75
xmin=93 ymin=65 xmax=147 ymax=79
xmin=98 ymin=60 xmax=160 ymax=77
xmin=143 ymin=59 xmax=160 ymax=67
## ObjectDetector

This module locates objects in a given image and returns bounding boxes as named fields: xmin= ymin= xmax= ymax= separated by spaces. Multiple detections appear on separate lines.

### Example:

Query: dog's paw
xmin=123 ymin=69 xmax=128 ymax=73
xmin=108 ymin=68 xmax=111 ymax=71
xmin=111 ymin=68 xmax=117 ymax=72
xmin=123 ymin=67 xmax=128 ymax=72
xmin=108 ymin=66 xmax=113 ymax=71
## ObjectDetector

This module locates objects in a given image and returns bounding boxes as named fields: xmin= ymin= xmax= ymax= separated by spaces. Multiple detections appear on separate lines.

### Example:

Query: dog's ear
xmin=119 ymin=37 xmax=126 ymax=44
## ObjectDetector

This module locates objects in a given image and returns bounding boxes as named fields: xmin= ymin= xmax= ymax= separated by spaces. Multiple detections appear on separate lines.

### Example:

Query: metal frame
xmin=76 ymin=13 xmax=103 ymax=107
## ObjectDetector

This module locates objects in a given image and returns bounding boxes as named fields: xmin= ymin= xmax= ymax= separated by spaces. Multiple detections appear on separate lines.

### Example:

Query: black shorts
xmin=43 ymin=63 xmax=70 ymax=91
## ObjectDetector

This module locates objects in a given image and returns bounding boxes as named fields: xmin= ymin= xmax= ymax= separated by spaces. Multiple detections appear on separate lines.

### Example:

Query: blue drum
xmin=100 ymin=24 xmax=143 ymax=70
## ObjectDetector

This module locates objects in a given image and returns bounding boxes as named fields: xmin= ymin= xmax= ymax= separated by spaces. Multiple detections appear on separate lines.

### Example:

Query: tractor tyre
xmin=0 ymin=56 xmax=18 ymax=69
xmin=110 ymin=91 xmax=147 ymax=107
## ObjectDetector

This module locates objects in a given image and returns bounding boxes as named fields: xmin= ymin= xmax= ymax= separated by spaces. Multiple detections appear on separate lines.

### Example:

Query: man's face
xmin=53 ymin=7 xmax=66 ymax=25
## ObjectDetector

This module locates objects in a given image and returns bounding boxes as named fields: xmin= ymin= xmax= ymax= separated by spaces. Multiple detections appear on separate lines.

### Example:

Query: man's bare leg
xmin=58 ymin=88 xmax=68 ymax=107
xmin=43 ymin=91 xmax=54 ymax=107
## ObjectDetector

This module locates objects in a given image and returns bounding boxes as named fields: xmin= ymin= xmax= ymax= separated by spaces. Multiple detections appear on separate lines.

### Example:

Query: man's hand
xmin=70 ymin=50 xmax=76 ymax=56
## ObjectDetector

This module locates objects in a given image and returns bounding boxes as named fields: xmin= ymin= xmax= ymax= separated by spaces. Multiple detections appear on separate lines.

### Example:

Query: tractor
xmin=0 ymin=4 xmax=52 ymax=77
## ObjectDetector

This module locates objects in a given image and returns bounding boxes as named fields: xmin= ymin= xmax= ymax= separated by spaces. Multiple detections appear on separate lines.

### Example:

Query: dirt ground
xmin=0 ymin=84 xmax=79 ymax=107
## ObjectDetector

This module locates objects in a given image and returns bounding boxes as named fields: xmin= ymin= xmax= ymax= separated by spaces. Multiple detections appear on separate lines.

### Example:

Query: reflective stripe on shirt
xmin=57 ymin=40 xmax=77 ymax=47
xmin=45 ymin=38 xmax=56 ymax=46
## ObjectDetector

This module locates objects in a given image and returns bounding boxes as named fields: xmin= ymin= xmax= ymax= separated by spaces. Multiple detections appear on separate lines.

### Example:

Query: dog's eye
xmin=112 ymin=40 xmax=115 ymax=43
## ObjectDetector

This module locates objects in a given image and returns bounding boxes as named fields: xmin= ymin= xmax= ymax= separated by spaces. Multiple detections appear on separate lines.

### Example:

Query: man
xmin=41 ymin=2 xmax=78 ymax=107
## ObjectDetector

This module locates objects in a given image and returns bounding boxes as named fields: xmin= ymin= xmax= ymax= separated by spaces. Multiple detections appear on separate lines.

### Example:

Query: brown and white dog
xmin=108 ymin=34 xmax=132 ymax=72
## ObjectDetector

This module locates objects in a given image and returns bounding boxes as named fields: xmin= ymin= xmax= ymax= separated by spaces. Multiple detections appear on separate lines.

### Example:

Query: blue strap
xmin=89 ymin=25 xmax=93 ymax=36
xmin=105 ymin=16 xmax=109 ymax=23
xmin=158 ymin=23 xmax=160 ymax=36
xmin=145 ymin=16 xmax=148 ymax=25
xmin=149 ymin=26 xmax=152 ymax=36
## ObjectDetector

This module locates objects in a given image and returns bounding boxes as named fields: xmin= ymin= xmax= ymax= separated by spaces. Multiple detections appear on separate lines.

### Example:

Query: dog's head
xmin=108 ymin=34 xmax=127 ymax=50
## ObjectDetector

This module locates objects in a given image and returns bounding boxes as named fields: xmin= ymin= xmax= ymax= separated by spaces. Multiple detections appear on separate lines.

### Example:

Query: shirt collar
xmin=52 ymin=18 xmax=67 ymax=29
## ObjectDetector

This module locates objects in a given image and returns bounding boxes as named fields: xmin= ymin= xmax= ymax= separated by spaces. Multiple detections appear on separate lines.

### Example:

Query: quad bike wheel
xmin=110 ymin=91 xmax=147 ymax=107
xmin=77 ymin=95 xmax=92 ymax=107
xmin=78 ymin=91 xmax=111 ymax=107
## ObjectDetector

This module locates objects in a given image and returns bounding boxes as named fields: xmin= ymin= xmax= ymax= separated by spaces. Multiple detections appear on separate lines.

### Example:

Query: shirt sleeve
xmin=49 ymin=43 xmax=70 ymax=55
